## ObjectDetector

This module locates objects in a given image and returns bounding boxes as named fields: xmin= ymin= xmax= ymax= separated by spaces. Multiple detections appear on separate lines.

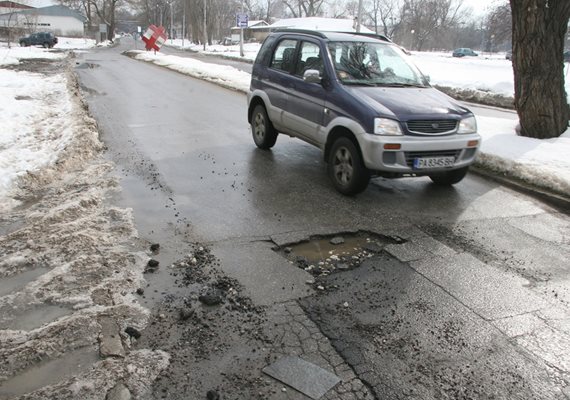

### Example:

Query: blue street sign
xmin=236 ymin=13 xmax=248 ymax=28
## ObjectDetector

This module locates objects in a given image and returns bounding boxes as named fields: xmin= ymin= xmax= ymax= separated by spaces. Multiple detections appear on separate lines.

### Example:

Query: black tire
xmin=429 ymin=166 xmax=469 ymax=185
xmin=43 ymin=42 xmax=49 ymax=48
xmin=251 ymin=104 xmax=278 ymax=149
xmin=20 ymin=41 xmax=26 ymax=47
xmin=327 ymin=137 xmax=370 ymax=195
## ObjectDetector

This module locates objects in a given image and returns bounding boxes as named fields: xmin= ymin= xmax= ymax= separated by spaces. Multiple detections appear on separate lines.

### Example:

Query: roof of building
xmin=0 ymin=1 xmax=34 ymax=9
xmin=269 ymin=17 xmax=375 ymax=34
xmin=7 ymin=5 xmax=86 ymax=21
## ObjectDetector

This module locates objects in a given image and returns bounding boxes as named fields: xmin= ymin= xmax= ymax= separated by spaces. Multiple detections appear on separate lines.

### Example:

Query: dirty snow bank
xmin=129 ymin=51 xmax=570 ymax=197
xmin=0 ymin=70 xmax=76 ymax=211
xmin=0 ymin=58 xmax=168 ymax=398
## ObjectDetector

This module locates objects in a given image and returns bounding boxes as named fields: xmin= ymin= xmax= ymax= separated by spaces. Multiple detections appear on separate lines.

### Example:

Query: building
xmin=0 ymin=5 xmax=86 ymax=36
xmin=229 ymin=17 xmax=376 ymax=44
xmin=0 ymin=1 xmax=33 ymax=15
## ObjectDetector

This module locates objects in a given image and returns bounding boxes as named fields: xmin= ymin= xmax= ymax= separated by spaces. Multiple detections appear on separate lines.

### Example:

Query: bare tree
xmin=485 ymin=1 xmax=511 ymax=51
xmin=282 ymin=0 xmax=326 ymax=17
xmin=510 ymin=0 xmax=570 ymax=138
xmin=367 ymin=0 xmax=401 ymax=37
xmin=400 ymin=0 xmax=465 ymax=51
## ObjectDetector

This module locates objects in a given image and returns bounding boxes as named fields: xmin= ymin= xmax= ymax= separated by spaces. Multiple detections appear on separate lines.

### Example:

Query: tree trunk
xmin=510 ymin=0 xmax=570 ymax=138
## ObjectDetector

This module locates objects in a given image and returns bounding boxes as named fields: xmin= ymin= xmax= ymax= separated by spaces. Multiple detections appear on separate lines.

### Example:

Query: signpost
xmin=236 ymin=12 xmax=248 ymax=57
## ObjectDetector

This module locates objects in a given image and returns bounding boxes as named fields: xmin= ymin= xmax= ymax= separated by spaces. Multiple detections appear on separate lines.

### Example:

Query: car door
xmin=264 ymin=38 xmax=299 ymax=132
xmin=285 ymin=40 xmax=327 ymax=145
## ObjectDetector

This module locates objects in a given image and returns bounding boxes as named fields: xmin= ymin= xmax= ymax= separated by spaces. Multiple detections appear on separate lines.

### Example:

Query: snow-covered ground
xmin=165 ymin=40 xmax=570 ymax=99
xmin=131 ymin=49 xmax=570 ymax=197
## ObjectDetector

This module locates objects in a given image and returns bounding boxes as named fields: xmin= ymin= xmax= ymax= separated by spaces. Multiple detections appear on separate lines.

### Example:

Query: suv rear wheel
xmin=429 ymin=166 xmax=469 ymax=185
xmin=327 ymin=137 xmax=370 ymax=195
xmin=251 ymin=105 xmax=278 ymax=149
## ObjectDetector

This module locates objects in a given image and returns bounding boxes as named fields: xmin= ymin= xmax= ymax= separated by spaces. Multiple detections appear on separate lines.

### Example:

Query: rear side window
xmin=294 ymin=42 xmax=323 ymax=77
xmin=270 ymin=39 xmax=298 ymax=73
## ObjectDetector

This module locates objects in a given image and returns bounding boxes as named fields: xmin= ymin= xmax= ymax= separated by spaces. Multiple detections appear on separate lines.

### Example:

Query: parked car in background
xmin=19 ymin=32 xmax=58 ymax=48
xmin=506 ymin=50 xmax=512 ymax=60
xmin=452 ymin=48 xmax=478 ymax=58
xmin=564 ymin=50 xmax=570 ymax=62
xmin=248 ymin=30 xmax=480 ymax=195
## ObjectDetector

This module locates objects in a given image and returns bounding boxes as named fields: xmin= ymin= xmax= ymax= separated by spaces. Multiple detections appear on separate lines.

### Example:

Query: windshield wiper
xmin=342 ymin=81 xmax=377 ymax=87
xmin=377 ymin=82 xmax=427 ymax=88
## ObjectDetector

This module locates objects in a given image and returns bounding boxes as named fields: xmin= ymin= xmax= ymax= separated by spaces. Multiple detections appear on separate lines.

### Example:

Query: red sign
xmin=142 ymin=25 xmax=167 ymax=52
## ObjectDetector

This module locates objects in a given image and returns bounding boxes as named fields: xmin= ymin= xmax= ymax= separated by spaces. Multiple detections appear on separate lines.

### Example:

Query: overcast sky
xmin=463 ymin=0 xmax=499 ymax=16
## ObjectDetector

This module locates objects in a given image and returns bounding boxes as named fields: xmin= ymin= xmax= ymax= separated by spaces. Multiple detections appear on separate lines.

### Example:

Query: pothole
xmin=276 ymin=231 xmax=406 ymax=278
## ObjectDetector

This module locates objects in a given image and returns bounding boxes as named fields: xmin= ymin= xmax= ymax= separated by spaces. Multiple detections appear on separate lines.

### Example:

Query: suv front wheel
xmin=251 ymin=105 xmax=278 ymax=150
xmin=327 ymin=137 xmax=370 ymax=195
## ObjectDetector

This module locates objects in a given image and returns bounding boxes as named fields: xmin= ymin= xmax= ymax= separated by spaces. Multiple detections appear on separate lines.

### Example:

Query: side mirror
xmin=424 ymin=75 xmax=431 ymax=83
xmin=303 ymin=69 xmax=322 ymax=84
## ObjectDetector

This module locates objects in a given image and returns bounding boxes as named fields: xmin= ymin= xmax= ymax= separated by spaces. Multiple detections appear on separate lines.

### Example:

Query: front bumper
xmin=357 ymin=132 xmax=481 ymax=174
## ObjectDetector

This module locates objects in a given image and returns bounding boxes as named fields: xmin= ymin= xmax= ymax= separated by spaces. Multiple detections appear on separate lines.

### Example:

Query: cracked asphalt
xmin=71 ymin=38 xmax=570 ymax=399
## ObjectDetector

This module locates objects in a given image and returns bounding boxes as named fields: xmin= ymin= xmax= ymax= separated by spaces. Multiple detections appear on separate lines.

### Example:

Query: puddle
xmin=280 ymin=232 xmax=405 ymax=277
xmin=0 ymin=346 xmax=99 ymax=399
xmin=0 ymin=267 xmax=49 ymax=297
xmin=0 ymin=303 xmax=72 ymax=331
xmin=0 ymin=218 xmax=25 ymax=237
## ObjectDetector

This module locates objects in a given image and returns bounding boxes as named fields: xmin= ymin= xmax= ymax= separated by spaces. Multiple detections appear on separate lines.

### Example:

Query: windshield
xmin=327 ymin=41 xmax=427 ymax=87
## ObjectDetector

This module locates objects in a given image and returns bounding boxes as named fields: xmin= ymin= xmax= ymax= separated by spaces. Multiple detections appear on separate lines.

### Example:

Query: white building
xmin=0 ymin=5 xmax=86 ymax=36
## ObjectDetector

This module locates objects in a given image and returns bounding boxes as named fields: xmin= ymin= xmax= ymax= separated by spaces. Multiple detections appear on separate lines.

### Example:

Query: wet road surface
xmin=74 ymin=39 xmax=570 ymax=399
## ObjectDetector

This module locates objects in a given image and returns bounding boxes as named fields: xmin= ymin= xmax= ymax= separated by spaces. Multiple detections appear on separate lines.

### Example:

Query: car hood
xmin=344 ymin=86 xmax=471 ymax=121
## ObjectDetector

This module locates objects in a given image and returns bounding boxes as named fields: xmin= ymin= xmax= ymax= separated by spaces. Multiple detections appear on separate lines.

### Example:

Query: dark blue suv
xmin=248 ymin=30 xmax=480 ymax=195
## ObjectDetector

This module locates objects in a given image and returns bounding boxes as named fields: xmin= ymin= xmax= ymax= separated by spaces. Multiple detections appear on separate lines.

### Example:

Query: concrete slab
xmin=410 ymin=252 xmax=549 ymax=320
xmin=212 ymin=241 xmax=313 ymax=306
xmin=263 ymin=356 xmax=341 ymax=399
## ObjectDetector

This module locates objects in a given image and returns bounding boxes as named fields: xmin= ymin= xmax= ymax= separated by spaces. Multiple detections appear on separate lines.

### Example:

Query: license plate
xmin=413 ymin=156 xmax=455 ymax=169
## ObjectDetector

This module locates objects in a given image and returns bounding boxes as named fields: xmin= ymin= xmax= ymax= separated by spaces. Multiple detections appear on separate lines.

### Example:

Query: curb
xmin=471 ymin=166 xmax=570 ymax=212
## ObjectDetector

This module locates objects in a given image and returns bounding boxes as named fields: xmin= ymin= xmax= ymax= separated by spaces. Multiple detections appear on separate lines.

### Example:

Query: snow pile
xmin=476 ymin=117 xmax=570 ymax=194
xmin=0 ymin=70 xmax=77 ymax=211
xmin=0 ymin=45 xmax=67 ymax=66
xmin=128 ymin=50 xmax=251 ymax=92
xmin=55 ymin=37 xmax=97 ymax=50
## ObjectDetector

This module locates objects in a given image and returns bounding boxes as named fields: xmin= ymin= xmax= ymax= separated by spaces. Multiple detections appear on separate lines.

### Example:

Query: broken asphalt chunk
xmin=263 ymin=356 xmax=341 ymax=399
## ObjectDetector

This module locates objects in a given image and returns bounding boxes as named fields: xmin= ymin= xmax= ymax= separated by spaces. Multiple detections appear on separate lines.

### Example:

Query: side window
xmin=294 ymin=42 xmax=323 ymax=77
xmin=270 ymin=39 xmax=298 ymax=73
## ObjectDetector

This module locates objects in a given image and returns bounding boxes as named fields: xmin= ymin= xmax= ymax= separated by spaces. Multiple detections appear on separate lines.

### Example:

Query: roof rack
xmin=345 ymin=31 xmax=392 ymax=42
xmin=273 ymin=28 xmax=327 ymax=38
xmin=272 ymin=29 xmax=392 ymax=43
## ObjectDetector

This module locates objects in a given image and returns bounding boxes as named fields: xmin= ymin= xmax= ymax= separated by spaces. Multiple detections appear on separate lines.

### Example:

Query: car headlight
xmin=458 ymin=116 xmax=477 ymax=134
xmin=374 ymin=118 xmax=403 ymax=135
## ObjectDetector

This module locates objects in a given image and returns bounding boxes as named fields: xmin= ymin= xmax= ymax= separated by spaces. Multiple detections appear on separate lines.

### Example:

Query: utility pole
xmin=182 ymin=0 xmax=186 ymax=48
xmin=240 ymin=0 xmax=244 ymax=57
xmin=169 ymin=1 xmax=173 ymax=44
xmin=356 ymin=0 xmax=363 ymax=32
xmin=203 ymin=0 xmax=207 ymax=50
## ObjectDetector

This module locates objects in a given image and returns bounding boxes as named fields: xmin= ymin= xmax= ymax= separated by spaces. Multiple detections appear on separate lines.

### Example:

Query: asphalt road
xmin=75 ymin=39 xmax=570 ymax=399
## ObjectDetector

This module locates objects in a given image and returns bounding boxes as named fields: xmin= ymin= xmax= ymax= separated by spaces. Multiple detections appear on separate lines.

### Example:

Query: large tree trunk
xmin=510 ymin=0 xmax=570 ymax=138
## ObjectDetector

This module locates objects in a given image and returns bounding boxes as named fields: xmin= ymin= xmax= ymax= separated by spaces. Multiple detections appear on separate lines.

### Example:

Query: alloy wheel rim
xmin=333 ymin=146 xmax=353 ymax=185
xmin=254 ymin=112 xmax=265 ymax=140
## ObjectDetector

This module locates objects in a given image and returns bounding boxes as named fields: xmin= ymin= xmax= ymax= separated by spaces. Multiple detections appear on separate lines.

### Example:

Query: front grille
xmin=406 ymin=120 xmax=458 ymax=135
xmin=405 ymin=150 xmax=461 ymax=168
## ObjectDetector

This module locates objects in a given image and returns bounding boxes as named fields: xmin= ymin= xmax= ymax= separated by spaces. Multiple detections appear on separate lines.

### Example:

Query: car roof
xmin=272 ymin=29 xmax=391 ymax=44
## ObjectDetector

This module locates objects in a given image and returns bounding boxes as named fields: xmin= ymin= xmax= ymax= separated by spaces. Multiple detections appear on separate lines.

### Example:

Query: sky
xmin=1 ymin=36 xmax=569 ymax=211
xmin=462 ymin=0 xmax=500 ymax=16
